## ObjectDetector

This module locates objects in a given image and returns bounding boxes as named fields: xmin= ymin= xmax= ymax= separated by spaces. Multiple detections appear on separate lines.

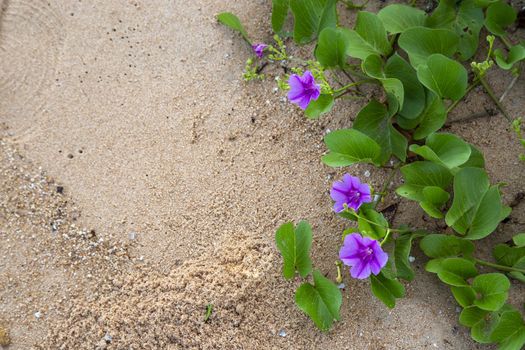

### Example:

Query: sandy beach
xmin=1 ymin=0 xmax=524 ymax=348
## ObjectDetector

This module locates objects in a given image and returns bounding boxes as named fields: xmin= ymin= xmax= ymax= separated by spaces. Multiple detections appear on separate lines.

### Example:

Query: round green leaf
xmin=272 ymin=0 xmax=290 ymax=33
xmin=290 ymin=0 xmax=337 ymax=44
xmin=322 ymin=129 xmax=381 ymax=167
xmin=345 ymin=11 xmax=392 ymax=59
xmin=513 ymin=233 xmax=525 ymax=247
xmin=377 ymin=4 xmax=427 ymax=34
xmin=409 ymin=132 xmax=472 ymax=169
xmin=370 ymin=272 xmax=405 ymax=309
xmin=472 ymin=273 xmax=510 ymax=311
xmin=357 ymin=207 xmax=388 ymax=240
xmin=484 ymin=1 xmax=517 ymax=36
xmin=295 ymin=270 xmax=342 ymax=331
xmin=315 ymin=27 xmax=351 ymax=68
xmin=412 ymin=92 xmax=447 ymax=140
xmin=445 ymin=168 xmax=510 ymax=239
xmin=417 ymin=54 xmax=468 ymax=101
xmin=451 ymin=286 xmax=477 ymax=307
xmin=398 ymin=27 xmax=459 ymax=68
xmin=436 ymin=257 xmax=478 ymax=287
xmin=420 ymin=234 xmax=474 ymax=258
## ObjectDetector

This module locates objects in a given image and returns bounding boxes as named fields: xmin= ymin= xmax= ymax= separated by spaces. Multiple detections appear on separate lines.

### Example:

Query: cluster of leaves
xmin=218 ymin=0 xmax=525 ymax=348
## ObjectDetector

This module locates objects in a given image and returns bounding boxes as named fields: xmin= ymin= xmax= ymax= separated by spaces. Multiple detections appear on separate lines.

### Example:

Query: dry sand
xmin=0 ymin=0 xmax=524 ymax=349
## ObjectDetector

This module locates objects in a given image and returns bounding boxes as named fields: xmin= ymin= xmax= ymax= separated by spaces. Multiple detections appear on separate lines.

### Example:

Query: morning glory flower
xmin=287 ymin=71 xmax=321 ymax=110
xmin=330 ymin=174 xmax=372 ymax=213
xmin=252 ymin=43 xmax=268 ymax=58
xmin=339 ymin=233 xmax=388 ymax=279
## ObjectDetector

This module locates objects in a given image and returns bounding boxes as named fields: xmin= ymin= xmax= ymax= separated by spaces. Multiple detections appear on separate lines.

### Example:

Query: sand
xmin=0 ymin=0 xmax=524 ymax=349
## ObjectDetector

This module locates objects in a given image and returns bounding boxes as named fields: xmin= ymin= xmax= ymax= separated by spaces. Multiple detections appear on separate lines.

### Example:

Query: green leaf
xmin=396 ymin=161 xmax=453 ymax=203
xmin=357 ymin=207 xmax=388 ymax=240
xmin=461 ymin=144 xmax=485 ymax=168
xmin=394 ymin=233 xmax=423 ymax=281
xmin=491 ymin=308 xmax=525 ymax=349
xmin=420 ymin=234 xmax=474 ymax=258
xmin=460 ymin=305 xmax=490 ymax=327
xmin=362 ymin=55 xmax=405 ymax=109
xmin=417 ymin=54 xmax=468 ymax=101
xmin=295 ymin=270 xmax=342 ymax=331
xmin=494 ymin=44 xmax=525 ymax=70
xmin=455 ymin=0 xmax=484 ymax=60
xmin=315 ymin=27 xmax=351 ymax=68
xmin=305 ymin=94 xmax=334 ymax=119
xmin=485 ymin=1 xmax=517 ymax=36
xmin=377 ymin=4 xmax=427 ymax=34
xmin=493 ymin=243 xmax=525 ymax=267
xmin=290 ymin=0 xmax=337 ymax=44
xmin=275 ymin=221 xmax=313 ymax=279
xmin=370 ymin=272 xmax=405 ymax=308
xmin=385 ymin=54 xmax=426 ymax=119
xmin=409 ymin=132 xmax=472 ymax=169
xmin=472 ymin=273 xmax=510 ymax=311
xmin=217 ymin=12 xmax=251 ymax=43
xmin=345 ymin=11 xmax=392 ymax=60
xmin=513 ymin=233 xmax=525 ymax=247
xmin=353 ymin=100 xmax=407 ymax=164
xmin=445 ymin=167 xmax=509 ymax=239
xmin=413 ymin=92 xmax=447 ymax=140
xmin=436 ymin=257 xmax=478 ymax=287
xmin=322 ymin=128 xmax=381 ymax=167
xmin=420 ymin=186 xmax=450 ymax=218
xmin=272 ymin=0 xmax=290 ymax=33
xmin=425 ymin=0 xmax=484 ymax=60
xmin=451 ymin=286 xmax=477 ymax=307
xmin=460 ymin=306 xmax=502 ymax=343
xmin=398 ymin=27 xmax=459 ymax=68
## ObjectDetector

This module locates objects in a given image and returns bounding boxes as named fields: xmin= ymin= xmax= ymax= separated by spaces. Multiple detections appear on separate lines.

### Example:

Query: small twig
xmin=446 ymin=79 xmax=480 ymax=114
xmin=480 ymin=77 xmax=512 ymax=121
xmin=256 ymin=62 xmax=268 ymax=74
xmin=445 ymin=110 xmax=496 ymax=125
xmin=499 ymin=68 xmax=521 ymax=103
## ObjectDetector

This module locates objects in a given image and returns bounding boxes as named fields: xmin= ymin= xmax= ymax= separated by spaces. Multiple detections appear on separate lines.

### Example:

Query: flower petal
xmin=357 ymin=183 xmax=371 ymax=196
xmin=350 ymin=261 xmax=371 ymax=279
xmin=296 ymin=95 xmax=311 ymax=110
xmin=330 ymin=188 xmax=348 ymax=202
xmin=333 ymin=201 xmax=345 ymax=213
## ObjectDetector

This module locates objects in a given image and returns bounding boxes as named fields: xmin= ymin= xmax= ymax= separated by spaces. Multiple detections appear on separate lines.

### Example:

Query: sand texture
xmin=1 ymin=0 xmax=524 ymax=349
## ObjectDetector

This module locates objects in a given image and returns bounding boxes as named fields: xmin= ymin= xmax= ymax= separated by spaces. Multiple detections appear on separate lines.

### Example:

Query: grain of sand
xmin=0 ymin=0 xmax=524 ymax=349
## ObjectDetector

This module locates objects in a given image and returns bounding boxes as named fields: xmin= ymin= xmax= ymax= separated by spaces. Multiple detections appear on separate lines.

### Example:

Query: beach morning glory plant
xmin=339 ymin=233 xmax=388 ymax=279
xmin=330 ymin=174 xmax=372 ymax=213
xmin=287 ymin=71 xmax=321 ymax=110
xmin=219 ymin=2 xmax=525 ymax=347
xmin=252 ymin=43 xmax=267 ymax=58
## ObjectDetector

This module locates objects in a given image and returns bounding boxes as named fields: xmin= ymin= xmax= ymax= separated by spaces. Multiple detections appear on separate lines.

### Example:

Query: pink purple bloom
xmin=287 ymin=71 xmax=321 ymax=110
xmin=252 ymin=43 xmax=267 ymax=58
xmin=330 ymin=174 xmax=372 ymax=213
xmin=339 ymin=233 xmax=388 ymax=279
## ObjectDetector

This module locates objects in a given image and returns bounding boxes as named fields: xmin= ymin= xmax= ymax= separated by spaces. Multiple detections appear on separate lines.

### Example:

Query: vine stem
xmin=500 ymin=36 xmax=513 ymax=50
xmin=353 ymin=213 xmax=402 ymax=233
xmin=479 ymin=77 xmax=512 ymax=122
xmin=333 ymin=80 xmax=371 ymax=94
xmin=474 ymin=258 xmax=525 ymax=274
xmin=380 ymin=229 xmax=392 ymax=247
xmin=373 ymin=163 xmax=402 ymax=209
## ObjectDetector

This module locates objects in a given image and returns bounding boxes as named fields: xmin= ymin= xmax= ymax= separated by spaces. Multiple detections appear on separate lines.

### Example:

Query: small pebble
xmin=337 ymin=283 xmax=345 ymax=289
xmin=34 ymin=311 xmax=42 ymax=319
xmin=408 ymin=256 xmax=416 ymax=263
xmin=128 ymin=232 xmax=136 ymax=240
xmin=103 ymin=332 xmax=112 ymax=343
xmin=278 ymin=329 xmax=287 ymax=337
xmin=364 ymin=170 xmax=371 ymax=177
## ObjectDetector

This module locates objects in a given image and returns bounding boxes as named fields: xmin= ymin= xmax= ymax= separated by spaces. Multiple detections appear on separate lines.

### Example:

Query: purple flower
xmin=330 ymin=174 xmax=372 ymax=213
xmin=339 ymin=233 xmax=388 ymax=279
xmin=287 ymin=71 xmax=321 ymax=110
xmin=252 ymin=43 xmax=268 ymax=58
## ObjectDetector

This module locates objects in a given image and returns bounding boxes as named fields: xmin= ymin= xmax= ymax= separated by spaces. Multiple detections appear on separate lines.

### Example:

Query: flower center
xmin=364 ymin=248 xmax=373 ymax=256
